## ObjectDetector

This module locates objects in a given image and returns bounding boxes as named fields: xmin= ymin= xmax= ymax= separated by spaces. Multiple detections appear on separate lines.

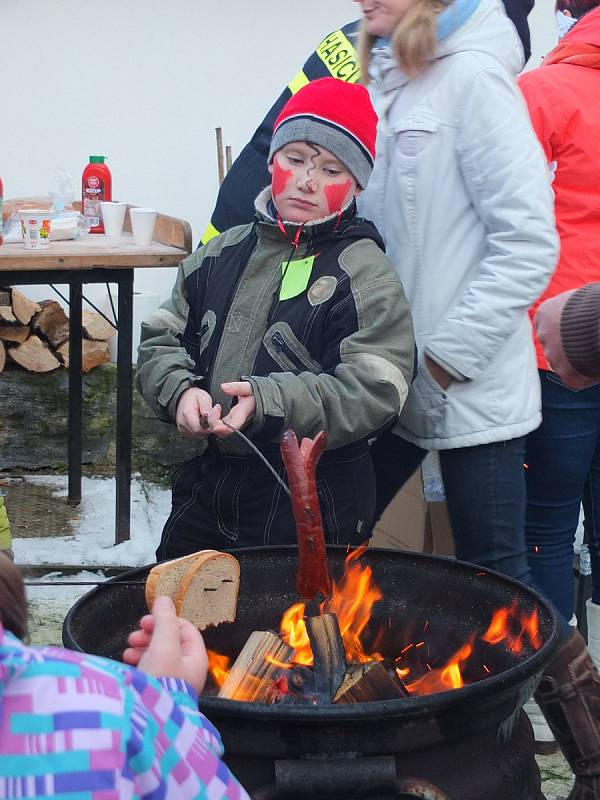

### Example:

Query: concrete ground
xmin=8 ymin=474 xmax=577 ymax=799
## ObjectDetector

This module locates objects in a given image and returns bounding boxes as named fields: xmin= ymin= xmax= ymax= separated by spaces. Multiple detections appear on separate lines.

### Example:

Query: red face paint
xmin=325 ymin=179 xmax=353 ymax=214
xmin=272 ymin=159 xmax=293 ymax=198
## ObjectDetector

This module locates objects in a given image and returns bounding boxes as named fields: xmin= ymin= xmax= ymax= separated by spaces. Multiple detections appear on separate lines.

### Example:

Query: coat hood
xmin=370 ymin=0 xmax=523 ymax=90
xmin=436 ymin=0 xmax=524 ymax=72
xmin=545 ymin=5 xmax=600 ymax=67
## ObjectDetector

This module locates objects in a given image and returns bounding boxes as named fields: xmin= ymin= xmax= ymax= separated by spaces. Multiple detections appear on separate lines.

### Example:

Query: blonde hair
xmin=359 ymin=0 xmax=447 ymax=80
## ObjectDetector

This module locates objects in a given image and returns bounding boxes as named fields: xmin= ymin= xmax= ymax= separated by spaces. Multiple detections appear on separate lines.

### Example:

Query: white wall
xmin=1 ymin=0 xmax=557 ymax=310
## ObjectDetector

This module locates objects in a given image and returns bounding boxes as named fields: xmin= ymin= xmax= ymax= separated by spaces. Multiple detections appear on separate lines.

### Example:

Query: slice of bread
xmin=145 ymin=551 xmax=210 ymax=611
xmin=175 ymin=551 xmax=240 ymax=631
xmin=145 ymin=550 xmax=240 ymax=631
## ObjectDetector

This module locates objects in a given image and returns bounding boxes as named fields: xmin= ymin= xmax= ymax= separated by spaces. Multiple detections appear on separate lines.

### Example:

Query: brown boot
xmin=535 ymin=629 xmax=600 ymax=799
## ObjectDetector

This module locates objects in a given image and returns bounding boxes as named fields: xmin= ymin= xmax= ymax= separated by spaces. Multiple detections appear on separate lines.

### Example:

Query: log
xmin=0 ymin=289 xmax=10 ymax=306
xmin=0 ymin=341 xmax=5 ymax=373
xmin=218 ymin=630 xmax=294 ymax=703
xmin=0 ymin=324 xmax=30 ymax=344
xmin=8 ymin=335 xmax=60 ymax=373
xmin=57 ymin=339 xmax=110 ymax=372
xmin=11 ymin=288 xmax=41 ymax=326
xmin=334 ymin=662 xmax=409 ymax=704
xmin=0 ymin=307 xmax=17 ymax=324
xmin=306 ymin=613 xmax=347 ymax=701
xmin=33 ymin=300 xmax=69 ymax=348
xmin=82 ymin=310 xmax=115 ymax=342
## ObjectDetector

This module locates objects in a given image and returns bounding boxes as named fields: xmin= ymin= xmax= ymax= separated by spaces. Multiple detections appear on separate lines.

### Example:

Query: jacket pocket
xmin=398 ymin=363 xmax=447 ymax=439
xmin=179 ymin=309 xmax=216 ymax=364
xmin=264 ymin=322 xmax=322 ymax=374
xmin=393 ymin=117 xmax=440 ymax=157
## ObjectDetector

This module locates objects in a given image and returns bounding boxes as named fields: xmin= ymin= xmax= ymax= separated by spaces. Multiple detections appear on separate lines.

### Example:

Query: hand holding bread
xmin=123 ymin=595 xmax=208 ymax=694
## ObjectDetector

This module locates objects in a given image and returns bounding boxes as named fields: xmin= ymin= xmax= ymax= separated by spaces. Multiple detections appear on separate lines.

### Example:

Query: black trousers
xmin=156 ymin=442 xmax=376 ymax=560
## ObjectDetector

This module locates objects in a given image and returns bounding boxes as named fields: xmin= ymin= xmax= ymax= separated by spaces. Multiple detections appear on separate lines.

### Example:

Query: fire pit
xmin=63 ymin=546 xmax=558 ymax=800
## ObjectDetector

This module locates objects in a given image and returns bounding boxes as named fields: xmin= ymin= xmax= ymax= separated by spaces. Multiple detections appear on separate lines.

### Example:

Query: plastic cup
xmin=130 ymin=208 xmax=157 ymax=247
xmin=100 ymin=201 xmax=127 ymax=239
xmin=19 ymin=210 xmax=53 ymax=250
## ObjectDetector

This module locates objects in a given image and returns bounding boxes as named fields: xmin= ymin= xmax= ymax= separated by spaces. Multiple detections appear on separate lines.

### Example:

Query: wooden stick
xmin=334 ymin=662 xmax=409 ymax=704
xmin=306 ymin=613 xmax=347 ymax=701
xmin=226 ymin=145 xmax=233 ymax=173
xmin=216 ymin=127 xmax=225 ymax=186
xmin=218 ymin=630 xmax=294 ymax=703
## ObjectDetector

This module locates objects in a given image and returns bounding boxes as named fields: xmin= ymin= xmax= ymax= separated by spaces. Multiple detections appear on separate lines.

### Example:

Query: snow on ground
xmin=13 ymin=474 xmax=170 ymax=567
xmin=26 ymin=570 xmax=108 ymax=646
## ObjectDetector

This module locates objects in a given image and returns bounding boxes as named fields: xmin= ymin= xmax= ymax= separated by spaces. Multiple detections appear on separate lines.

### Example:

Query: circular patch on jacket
xmin=307 ymin=276 xmax=337 ymax=306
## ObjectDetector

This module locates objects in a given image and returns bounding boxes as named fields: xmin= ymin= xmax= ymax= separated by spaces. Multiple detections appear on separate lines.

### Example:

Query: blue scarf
xmin=375 ymin=0 xmax=482 ymax=48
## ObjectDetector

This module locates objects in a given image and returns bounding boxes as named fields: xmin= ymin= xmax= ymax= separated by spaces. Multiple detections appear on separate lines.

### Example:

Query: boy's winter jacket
xmin=0 ymin=624 xmax=249 ymax=799
xmin=137 ymin=191 xmax=414 ymax=456
xmin=358 ymin=0 xmax=558 ymax=450
xmin=519 ymin=6 xmax=600 ymax=370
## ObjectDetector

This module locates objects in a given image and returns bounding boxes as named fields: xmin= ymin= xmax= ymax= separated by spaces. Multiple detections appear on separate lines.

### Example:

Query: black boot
xmin=535 ymin=629 xmax=600 ymax=799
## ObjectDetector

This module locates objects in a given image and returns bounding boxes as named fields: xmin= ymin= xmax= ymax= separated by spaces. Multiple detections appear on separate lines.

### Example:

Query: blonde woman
xmin=355 ymin=0 xmax=600 ymax=794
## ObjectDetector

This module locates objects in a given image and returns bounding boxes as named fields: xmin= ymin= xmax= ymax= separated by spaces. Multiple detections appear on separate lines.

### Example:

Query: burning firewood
xmin=217 ymin=631 xmax=294 ymax=703
xmin=334 ymin=661 xmax=409 ymax=704
xmin=306 ymin=612 xmax=347 ymax=702
xmin=280 ymin=429 xmax=331 ymax=601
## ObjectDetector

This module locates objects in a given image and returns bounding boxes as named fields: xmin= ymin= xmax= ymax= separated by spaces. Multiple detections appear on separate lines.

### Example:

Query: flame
xmin=404 ymin=641 xmax=473 ymax=695
xmin=482 ymin=603 xmax=541 ymax=654
xmin=280 ymin=603 xmax=312 ymax=664
xmin=208 ymin=549 xmax=544 ymax=700
xmin=207 ymin=650 xmax=230 ymax=688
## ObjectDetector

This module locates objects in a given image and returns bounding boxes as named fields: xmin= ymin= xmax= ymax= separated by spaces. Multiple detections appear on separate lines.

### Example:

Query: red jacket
xmin=519 ymin=8 xmax=600 ymax=369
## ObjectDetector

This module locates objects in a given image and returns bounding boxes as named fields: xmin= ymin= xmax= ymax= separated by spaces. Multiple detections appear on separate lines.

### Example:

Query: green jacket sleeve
xmin=136 ymin=256 xmax=201 ymax=422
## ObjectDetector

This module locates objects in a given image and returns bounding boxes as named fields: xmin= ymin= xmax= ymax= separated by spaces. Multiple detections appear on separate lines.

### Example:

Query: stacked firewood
xmin=0 ymin=286 xmax=114 ymax=374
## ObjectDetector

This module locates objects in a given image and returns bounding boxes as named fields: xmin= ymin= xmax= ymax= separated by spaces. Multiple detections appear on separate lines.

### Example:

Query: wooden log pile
xmin=217 ymin=612 xmax=408 ymax=706
xmin=0 ymin=286 xmax=114 ymax=374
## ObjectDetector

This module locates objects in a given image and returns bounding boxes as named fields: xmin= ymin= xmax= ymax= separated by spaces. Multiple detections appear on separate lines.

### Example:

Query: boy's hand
xmin=123 ymin=596 xmax=208 ymax=695
xmin=211 ymin=381 xmax=256 ymax=437
xmin=176 ymin=387 xmax=222 ymax=438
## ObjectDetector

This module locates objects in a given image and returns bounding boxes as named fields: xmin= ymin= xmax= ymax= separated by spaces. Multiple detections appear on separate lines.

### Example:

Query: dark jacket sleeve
xmin=561 ymin=284 xmax=600 ymax=378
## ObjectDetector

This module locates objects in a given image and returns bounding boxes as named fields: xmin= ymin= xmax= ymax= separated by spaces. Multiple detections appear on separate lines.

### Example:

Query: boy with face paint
xmin=137 ymin=78 xmax=415 ymax=559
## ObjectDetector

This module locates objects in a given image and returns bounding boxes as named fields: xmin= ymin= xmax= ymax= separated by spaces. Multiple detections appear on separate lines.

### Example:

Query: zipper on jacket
xmin=272 ymin=331 xmax=310 ymax=372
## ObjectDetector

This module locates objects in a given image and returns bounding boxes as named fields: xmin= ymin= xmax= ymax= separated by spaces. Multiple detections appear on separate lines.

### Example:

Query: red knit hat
xmin=268 ymin=78 xmax=378 ymax=188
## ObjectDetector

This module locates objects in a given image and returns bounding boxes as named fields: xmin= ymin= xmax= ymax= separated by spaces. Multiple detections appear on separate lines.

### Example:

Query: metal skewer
xmin=220 ymin=420 xmax=291 ymax=498
xmin=25 ymin=581 xmax=146 ymax=587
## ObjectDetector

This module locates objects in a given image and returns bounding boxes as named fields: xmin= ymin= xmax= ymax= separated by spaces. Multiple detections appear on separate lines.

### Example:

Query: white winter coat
xmin=358 ymin=0 xmax=559 ymax=450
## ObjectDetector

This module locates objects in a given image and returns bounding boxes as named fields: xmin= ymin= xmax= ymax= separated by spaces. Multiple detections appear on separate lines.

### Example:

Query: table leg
xmin=115 ymin=270 xmax=134 ymax=544
xmin=68 ymin=280 xmax=83 ymax=506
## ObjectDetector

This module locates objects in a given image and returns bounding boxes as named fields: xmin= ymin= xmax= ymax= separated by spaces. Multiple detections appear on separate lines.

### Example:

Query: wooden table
xmin=0 ymin=208 xmax=192 ymax=544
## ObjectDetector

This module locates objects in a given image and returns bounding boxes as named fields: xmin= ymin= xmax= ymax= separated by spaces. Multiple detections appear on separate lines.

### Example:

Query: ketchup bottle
xmin=0 ymin=174 xmax=4 ymax=246
xmin=82 ymin=156 xmax=112 ymax=233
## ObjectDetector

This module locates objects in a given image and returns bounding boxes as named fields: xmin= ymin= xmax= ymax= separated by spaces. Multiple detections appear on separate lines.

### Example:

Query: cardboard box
xmin=371 ymin=468 xmax=454 ymax=556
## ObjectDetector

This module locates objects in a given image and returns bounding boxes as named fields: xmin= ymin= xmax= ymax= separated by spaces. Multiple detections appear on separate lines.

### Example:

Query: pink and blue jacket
xmin=0 ymin=624 xmax=249 ymax=799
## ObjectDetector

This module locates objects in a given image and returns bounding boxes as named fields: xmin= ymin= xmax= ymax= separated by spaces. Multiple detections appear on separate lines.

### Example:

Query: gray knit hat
xmin=268 ymin=78 xmax=377 ymax=189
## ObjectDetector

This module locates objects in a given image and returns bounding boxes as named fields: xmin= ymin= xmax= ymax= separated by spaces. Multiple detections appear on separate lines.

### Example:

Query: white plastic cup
xmin=100 ymin=201 xmax=127 ymax=239
xmin=19 ymin=210 xmax=53 ymax=250
xmin=130 ymin=208 xmax=157 ymax=247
